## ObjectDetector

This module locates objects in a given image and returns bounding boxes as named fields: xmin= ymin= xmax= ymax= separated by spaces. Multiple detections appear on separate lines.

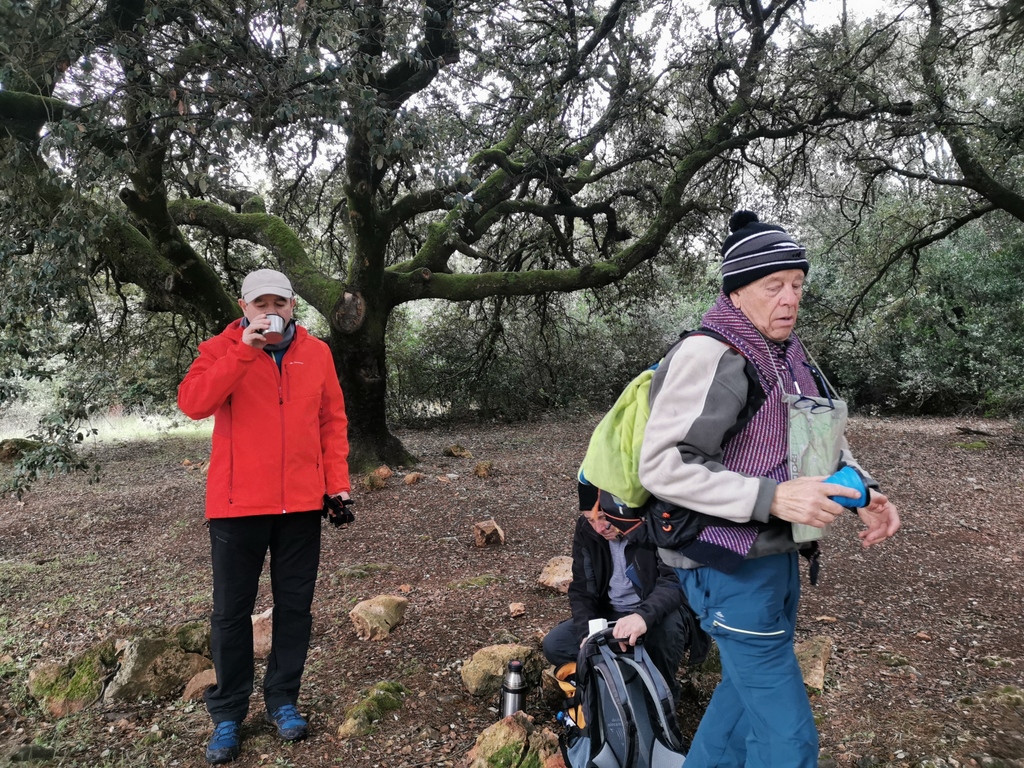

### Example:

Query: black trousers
xmin=205 ymin=512 xmax=322 ymax=723
xmin=542 ymin=607 xmax=688 ymax=697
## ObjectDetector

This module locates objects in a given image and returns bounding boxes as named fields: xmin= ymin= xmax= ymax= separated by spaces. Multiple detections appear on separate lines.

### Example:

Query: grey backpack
xmin=559 ymin=628 xmax=688 ymax=768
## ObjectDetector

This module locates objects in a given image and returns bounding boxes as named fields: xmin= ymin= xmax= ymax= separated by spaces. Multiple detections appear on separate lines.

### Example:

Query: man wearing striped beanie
xmin=638 ymin=210 xmax=900 ymax=767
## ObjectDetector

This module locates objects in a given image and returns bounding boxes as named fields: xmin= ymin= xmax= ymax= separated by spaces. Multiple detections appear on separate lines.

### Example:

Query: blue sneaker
xmin=266 ymin=704 xmax=308 ymax=742
xmin=205 ymin=720 xmax=241 ymax=764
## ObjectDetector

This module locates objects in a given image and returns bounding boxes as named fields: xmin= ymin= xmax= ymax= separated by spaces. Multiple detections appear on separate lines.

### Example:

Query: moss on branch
xmin=170 ymin=198 xmax=342 ymax=314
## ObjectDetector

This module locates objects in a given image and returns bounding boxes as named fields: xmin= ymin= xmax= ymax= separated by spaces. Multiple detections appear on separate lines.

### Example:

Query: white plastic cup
xmin=588 ymin=618 xmax=609 ymax=636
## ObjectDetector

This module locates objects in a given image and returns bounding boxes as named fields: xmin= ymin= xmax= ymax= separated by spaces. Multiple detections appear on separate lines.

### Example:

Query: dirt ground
xmin=1 ymin=414 xmax=1022 ymax=768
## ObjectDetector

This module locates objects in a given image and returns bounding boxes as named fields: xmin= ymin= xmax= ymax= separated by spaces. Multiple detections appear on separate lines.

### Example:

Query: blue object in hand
xmin=824 ymin=466 xmax=868 ymax=508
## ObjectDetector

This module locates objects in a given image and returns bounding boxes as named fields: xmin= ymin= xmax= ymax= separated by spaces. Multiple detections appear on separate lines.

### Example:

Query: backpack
xmin=577 ymin=328 xmax=766 ymax=514
xmin=558 ymin=627 xmax=688 ymax=768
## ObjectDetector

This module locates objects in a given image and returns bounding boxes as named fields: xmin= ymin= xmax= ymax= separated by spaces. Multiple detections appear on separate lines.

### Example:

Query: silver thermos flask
xmin=499 ymin=660 xmax=527 ymax=718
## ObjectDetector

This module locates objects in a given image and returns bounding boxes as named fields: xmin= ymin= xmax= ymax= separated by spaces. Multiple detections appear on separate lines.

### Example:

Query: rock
xmin=473 ymin=461 xmax=494 ymax=478
xmin=464 ymin=711 xmax=530 ymax=768
xmin=182 ymin=668 xmax=217 ymax=702
xmin=362 ymin=473 xmax=387 ymax=491
xmin=461 ymin=644 xmax=544 ymax=698
xmin=795 ymin=635 xmax=833 ymax=692
xmin=473 ymin=518 xmax=505 ymax=548
xmin=252 ymin=607 xmax=273 ymax=659
xmin=537 ymin=556 xmax=573 ymax=593
xmin=529 ymin=726 xmax=567 ymax=768
xmin=104 ymin=636 xmax=212 ymax=703
xmin=373 ymin=465 xmax=394 ymax=479
xmin=444 ymin=444 xmax=472 ymax=458
xmin=509 ymin=602 xmax=526 ymax=617
xmin=349 ymin=595 xmax=409 ymax=640
xmin=540 ymin=664 xmax=571 ymax=707
xmin=337 ymin=681 xmax=407 ymax=739
xmin=0 ymin=437 xmax=40 ymax=463
xmin=3 ymin=744 xmax=57 ymax=762
xmin=463 ymin=711 xmax=565 ymax=768
xmin=415 ymin=725 xmax=441 ymax=742
xmin=170 ymin=620 xmax=210 ymax=656
xmin=27 ymin=640 xmax=117 ymax=718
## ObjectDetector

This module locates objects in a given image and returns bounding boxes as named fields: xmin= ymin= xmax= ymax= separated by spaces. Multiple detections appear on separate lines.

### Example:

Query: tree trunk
xmin=327 ymin=309 xmax=416 ymax=474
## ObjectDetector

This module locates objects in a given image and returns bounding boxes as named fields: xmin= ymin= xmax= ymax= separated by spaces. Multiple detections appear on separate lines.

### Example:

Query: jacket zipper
xmin=276 ymin=350 xmax=286 ymax=513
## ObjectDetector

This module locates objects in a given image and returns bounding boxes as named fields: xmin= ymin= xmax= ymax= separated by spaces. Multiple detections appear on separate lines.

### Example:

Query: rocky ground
xmin=0 ymin=414 xmax=1022 ymax=768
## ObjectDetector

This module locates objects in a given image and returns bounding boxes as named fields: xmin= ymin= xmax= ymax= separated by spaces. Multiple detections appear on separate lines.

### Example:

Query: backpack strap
xmin=593 ymin=640 xmax=639 ymax=768
xmin=680 ymin=327 xmax=767 ymax=442
xmin=618 ymin=643 xmax=686 ymax=751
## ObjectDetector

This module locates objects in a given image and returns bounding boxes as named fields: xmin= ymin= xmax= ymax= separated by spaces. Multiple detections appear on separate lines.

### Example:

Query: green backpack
xmin=578 ymin=365 xmax=658 ymax=509
xmin=577 ymin=329 xmax=764 ymax=511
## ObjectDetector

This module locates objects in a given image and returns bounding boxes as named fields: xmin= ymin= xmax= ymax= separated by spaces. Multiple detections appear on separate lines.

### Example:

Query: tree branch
xmin=169 ymin=198 xmax=343 ymax=315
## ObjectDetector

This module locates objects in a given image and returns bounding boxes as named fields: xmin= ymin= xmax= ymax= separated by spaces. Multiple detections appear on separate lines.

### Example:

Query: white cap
xmin=240 ymin=269 xmax=293 ymax=302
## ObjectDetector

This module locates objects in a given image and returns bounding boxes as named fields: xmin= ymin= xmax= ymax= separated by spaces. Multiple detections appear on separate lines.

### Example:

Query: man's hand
xmin=770 ymin=476 xmax=858 ymax=529
xmin=323 ymin=492 xmax=354 ymax=527
xmin=856 ymin=492 xmax=900 ymax=547
xmin=241 ymin=315 xmax=271 ymax=348
xmin=612 ymin=613 xmax=648 ymax=650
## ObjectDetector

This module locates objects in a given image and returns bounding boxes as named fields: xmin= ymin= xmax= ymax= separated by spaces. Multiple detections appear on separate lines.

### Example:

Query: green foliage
xmin=386 ymin=270 xmax=712 ymax=423
xmin=4 ymin=0 xmax=1024 ymax=482
xmin=802 ymin=218 xmax=1024 ymax=416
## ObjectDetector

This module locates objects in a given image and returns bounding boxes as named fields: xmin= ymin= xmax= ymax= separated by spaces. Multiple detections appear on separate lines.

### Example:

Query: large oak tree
xmin=1 ymin=0 xmax=912 ymax=468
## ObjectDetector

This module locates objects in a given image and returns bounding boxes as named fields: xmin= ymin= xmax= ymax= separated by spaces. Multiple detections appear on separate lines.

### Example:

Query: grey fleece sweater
xmin=638 ymin=334 xmax=867 ymax=568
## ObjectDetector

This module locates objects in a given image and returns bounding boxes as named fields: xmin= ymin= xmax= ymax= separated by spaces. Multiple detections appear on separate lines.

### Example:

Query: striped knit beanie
xmin=720 ymin=210 xmax=809 ymax=294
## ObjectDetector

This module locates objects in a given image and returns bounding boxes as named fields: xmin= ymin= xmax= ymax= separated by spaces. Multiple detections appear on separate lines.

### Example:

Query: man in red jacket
xmin=178 ymin=269 xmax=351 ymax=765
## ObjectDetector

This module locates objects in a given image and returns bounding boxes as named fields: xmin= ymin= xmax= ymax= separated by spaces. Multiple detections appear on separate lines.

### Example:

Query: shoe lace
xmin=211 ymin=721 xmax=239 ymax=743
xmin=272 ymin=704 xmax=304 ymax=727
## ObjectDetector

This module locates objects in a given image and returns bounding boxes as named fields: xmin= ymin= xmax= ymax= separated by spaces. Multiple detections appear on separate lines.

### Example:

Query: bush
xmin=386 ymin=279 xmax=713 ymax=424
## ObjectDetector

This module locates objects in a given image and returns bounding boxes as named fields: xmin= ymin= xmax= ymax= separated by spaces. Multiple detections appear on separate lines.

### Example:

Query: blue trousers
xmin=676 ymin=552 xmax=817 ymax=767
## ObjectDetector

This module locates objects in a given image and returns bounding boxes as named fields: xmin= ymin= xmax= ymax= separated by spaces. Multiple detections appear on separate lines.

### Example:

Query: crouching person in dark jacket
xmin=542 ymin=484 xmax=704 ymax=699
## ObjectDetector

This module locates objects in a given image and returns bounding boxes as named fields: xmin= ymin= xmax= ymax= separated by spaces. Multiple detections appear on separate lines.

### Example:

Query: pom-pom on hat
xmin=720 ymin=210 xmax=809 ymax=294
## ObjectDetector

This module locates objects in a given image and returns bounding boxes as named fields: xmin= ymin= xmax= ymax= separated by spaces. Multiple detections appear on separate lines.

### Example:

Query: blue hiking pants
xmin=676 ymin=552 xmax=817 ymax=767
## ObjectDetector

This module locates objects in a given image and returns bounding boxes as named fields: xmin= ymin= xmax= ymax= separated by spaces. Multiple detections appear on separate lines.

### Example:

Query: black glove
xmin=323 ymin=494 xmax=355 ymax=528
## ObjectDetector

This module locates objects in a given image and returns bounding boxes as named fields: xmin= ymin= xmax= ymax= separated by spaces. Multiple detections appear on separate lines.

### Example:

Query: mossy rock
xmin=0 ymin=438 xmax=40 ymax=463
xmin=449 ymin=573 xmax=500 ymax=589
xmin=172 ymin=620 xmax=211 ymax=656
xmin=337 ymin=681 xmax=408 ymax=738
xmin=484 ymin=742 xmax=522 ymax=768
xmin=465 ymin=711 xmax=561 ymax=768
xmin=334 ymin=563 xmax=393 ymax=580
xmin=28 ymin=639 xmax=117 ymax=717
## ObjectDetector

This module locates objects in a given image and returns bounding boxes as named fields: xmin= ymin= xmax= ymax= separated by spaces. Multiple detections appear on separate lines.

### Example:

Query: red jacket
xmin=178 ymin=320 xmax=350 ymax=518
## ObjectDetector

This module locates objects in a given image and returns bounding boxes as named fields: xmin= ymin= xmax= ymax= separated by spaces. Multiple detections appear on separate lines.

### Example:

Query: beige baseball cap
xmin=240 ymin=269 xmax=293 ymax=302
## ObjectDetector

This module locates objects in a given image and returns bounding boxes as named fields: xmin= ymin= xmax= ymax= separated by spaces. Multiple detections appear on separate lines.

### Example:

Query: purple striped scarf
xmin=690 ymin=293 xmax=821 ymax=559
